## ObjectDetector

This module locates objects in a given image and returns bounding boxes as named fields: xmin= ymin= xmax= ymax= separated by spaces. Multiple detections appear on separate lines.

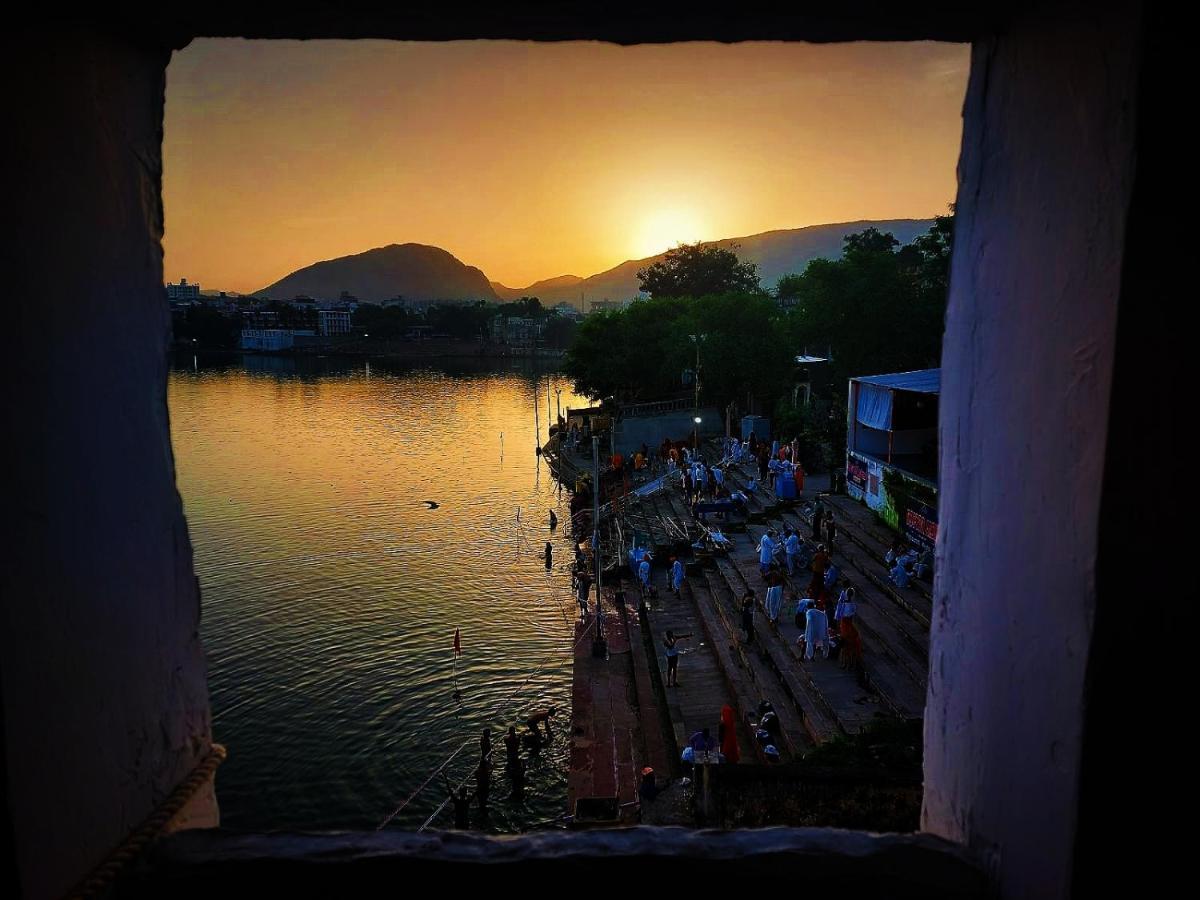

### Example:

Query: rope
xmin=67 ymin=742 xmax=227 ymax=899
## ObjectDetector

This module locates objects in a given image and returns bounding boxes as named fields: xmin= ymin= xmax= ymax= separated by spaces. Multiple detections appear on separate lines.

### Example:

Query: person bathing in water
xmin=526 ymin=705 xmax=557 ymax=737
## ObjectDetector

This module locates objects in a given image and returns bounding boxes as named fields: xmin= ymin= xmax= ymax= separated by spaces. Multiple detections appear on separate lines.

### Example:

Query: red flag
xmin=453 ymin=628 xmax=461 ymax=657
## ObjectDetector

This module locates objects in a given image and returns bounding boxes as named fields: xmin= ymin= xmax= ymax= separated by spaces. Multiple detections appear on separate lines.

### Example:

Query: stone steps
xmin=785 ymin=504 xmax=933 ymax=629
xmin=773 ymin=512 xmax=932 ymax=666
xmin=711 ymin=556 xmax=879 ymax=739
xmin=682 ymin=577 xmax=802 ymax=761
xmin=719 ymin=535 xmax=925 ymax=724
xmin=698 ymin=566 xmax=824 ymax=751
xmin=639 ymin=569 xmax=753 ymax=764
xmin=820 ymin=494 xmax=935 ymax=604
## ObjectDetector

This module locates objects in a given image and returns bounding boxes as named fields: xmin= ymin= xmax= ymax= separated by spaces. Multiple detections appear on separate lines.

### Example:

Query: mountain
xmin=502 ymin=219 xmax=935 ymax=310
xmin=257 ymin=243 xmax=497 ymax=303
xmin=255 ymin=219 xmax=935 ymax=307
xmin=490 ymin=274 xmax=584 ymax=302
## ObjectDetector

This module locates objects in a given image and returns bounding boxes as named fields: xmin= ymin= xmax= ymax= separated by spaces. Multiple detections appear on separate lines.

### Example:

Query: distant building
xmin=404 ymin=325 xmax=433 ymax=340
xmin=240 ymin=329 xmax=295 ymax=351
xmin=552 ymin=302 xmax=583 ymax=321
xmin=491 ymin=314 xmax=543 ymax=344
xmin=318 ymin=309 xmax=352 ymax=336
xmin=242 ymin=311 xmax=280 ymax=329
xmin=166 ymin=278 xmax=200 ymax=300
xmin=588 ymin=299 xmax=621 ymax=314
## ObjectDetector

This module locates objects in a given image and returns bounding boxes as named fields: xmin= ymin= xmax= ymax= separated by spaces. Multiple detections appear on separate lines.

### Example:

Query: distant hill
xmin=257 ymin=243 xmax=497 ymax=303
xmin=504 ymin=219 xmax=935 ymax=310
xmin=254 ymin=219 xmax=934 ymax=308
xmin=491 ymin=274 xmax=583 ymax=302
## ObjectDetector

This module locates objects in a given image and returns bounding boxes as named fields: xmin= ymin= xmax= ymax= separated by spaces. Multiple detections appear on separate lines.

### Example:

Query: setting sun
xmin=634 ymin=208 xmax=709 ymax=259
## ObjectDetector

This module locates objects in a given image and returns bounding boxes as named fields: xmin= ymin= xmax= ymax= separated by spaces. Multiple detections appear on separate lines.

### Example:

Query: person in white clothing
xmin=757 ymin=531 xmax=776 ymax=575
xmin=765 ymin=581 xmax=784 ymax=622
xmin=803 ymin=605 xmax=830 ymax=660
xmin=833 ymin=586 xmax=858 ymax=623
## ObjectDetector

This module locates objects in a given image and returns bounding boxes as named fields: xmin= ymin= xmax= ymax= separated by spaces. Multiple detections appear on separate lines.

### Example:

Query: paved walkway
xmin=566 ymin=595 xmax=643 ymax=824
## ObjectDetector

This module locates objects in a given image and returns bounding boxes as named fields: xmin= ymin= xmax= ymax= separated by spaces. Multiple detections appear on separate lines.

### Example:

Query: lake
xmin=168 ymin=354 xmax=585 ymax=832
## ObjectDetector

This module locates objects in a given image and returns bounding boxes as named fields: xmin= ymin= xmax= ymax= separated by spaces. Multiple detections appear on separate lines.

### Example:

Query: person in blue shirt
xmin=688 ymin=727 xmax=715 ymax=752
xmin=784 ymin=529 xmax=802 ymax=575
xmin=671 ymin=557 xmax=685 ymax=594
xmin=663 ymin=629 xmax=694 ymax=687
xmin=824 ymin=562 xmax=841 ymax=590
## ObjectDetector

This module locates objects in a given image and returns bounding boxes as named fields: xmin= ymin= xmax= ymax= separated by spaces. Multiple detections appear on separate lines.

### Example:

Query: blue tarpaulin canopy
xmin=854 ymin=368 xmax=941 ymax=394
xmin=853 ymin=369 xmax=940 ymax=431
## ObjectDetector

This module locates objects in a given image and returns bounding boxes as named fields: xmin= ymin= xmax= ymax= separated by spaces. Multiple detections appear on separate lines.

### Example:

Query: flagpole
xmin=453 ymin=628 xmax=462 ymax=700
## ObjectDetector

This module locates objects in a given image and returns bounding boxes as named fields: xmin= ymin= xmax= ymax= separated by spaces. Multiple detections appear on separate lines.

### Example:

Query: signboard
xmin=847 ymin=455 xmax=868 ymax=492
xmin=904 ymin=497 xmax=939 ymax=550
xmin=867 ymin=459 xmax=884 ymax=497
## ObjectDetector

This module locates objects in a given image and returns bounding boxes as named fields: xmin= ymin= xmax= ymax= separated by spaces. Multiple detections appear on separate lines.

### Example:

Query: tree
xmin=636 ymin=242 xmax=763 ymax=299
xmin=564 ymin=297 xmax=689 ymax=400
xmin=777 ymin=214 xmax=955 ymax=462
xmin=844 ymin=227 xmax=900 ymax=255
xmin=776 ymin=273 xmax=804 ymax=304
xmin=498 ymin=297 xmax=546 ymax=319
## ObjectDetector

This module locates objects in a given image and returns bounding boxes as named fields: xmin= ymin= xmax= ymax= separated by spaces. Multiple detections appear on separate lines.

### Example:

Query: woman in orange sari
xmin=719 ymin=704 xmax=740 ymax=763
xmin=834 ymin=587 xmax=863 ymax=670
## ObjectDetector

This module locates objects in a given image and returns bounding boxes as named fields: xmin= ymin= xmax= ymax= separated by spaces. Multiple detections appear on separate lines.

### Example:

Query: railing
xmin=617 ymin=396 xmax=693 ymax=419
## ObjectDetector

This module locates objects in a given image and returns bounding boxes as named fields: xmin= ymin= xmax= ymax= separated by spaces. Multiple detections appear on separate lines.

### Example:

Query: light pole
xmin=689 ymin=334 xmax=706 ymax=410
xmin=555 ymin=387 xmax=562 ymax=424
xmin=693 ymin=415 xmax=702 ymax=454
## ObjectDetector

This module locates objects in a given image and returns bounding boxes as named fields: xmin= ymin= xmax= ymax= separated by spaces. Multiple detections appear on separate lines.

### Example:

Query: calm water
xmin=169 ymin=354 xmax=584 ymax=832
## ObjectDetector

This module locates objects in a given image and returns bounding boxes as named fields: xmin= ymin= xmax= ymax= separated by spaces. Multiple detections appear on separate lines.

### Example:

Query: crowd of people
xmin=886 ymin=539 xmax=932 ymax=587
xmin=676 ymin=699 xmax=783 ymax=769
xmin=624 ymin=430 xmax=936 ymax=787
xmin=744 ymin=499 xmax=865 ymax=679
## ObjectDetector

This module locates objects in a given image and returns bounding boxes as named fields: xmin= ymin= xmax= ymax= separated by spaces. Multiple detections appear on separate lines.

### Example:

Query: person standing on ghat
xmin=741 ymin=591 xmax=756 ymax=644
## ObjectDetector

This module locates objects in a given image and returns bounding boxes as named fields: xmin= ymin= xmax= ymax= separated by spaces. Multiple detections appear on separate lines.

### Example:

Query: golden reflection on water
xmin=169 ymin=357 xmax=584 ymax=831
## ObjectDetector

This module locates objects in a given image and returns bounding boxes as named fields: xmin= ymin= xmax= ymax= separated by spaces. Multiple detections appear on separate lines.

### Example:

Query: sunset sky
xmin=164 ymin=40 xmax=969 ymax=293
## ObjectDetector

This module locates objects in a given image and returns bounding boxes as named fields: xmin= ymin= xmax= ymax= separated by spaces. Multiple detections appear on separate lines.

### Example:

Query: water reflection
xmin=169 ymin=354 xmax=584 ymax=832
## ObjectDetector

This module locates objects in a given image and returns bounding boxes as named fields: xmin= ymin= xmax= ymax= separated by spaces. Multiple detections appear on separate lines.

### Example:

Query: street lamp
xmin=693 ymin=415 xmax=702 ymax=452
xmin=555 ymin=387 xmax=562 ymax=424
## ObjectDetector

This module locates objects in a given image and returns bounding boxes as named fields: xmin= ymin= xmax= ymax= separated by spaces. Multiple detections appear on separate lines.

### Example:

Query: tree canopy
xmin=565 ymin=212 xmax=955 ymax=465
xmin=636 ymin=242 xmax=763 ymax=299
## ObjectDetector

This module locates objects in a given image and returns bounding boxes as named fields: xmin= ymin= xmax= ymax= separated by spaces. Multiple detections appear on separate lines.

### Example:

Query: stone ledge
xmin=121 ymin=827 xmax=985 ymax=898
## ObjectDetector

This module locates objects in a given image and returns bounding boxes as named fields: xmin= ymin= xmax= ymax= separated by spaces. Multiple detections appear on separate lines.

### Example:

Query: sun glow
xmin=634 ymin=209 xmax=708 ymax=259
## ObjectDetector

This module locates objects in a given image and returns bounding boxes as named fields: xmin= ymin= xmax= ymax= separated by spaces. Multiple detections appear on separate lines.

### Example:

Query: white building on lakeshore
xmin=166 ymin=278 xmax=200 ymax=300
xmin=318 ymin=309 xmax=352 ymax=336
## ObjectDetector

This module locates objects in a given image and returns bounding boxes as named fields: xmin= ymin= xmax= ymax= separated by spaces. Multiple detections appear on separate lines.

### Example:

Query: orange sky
xmin=164 ymin=39 xmax=968 ymax=293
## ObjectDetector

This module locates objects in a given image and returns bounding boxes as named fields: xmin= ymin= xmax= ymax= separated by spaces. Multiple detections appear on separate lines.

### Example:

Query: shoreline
xmin=172 ymin=338 xmax=567 ymax=363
